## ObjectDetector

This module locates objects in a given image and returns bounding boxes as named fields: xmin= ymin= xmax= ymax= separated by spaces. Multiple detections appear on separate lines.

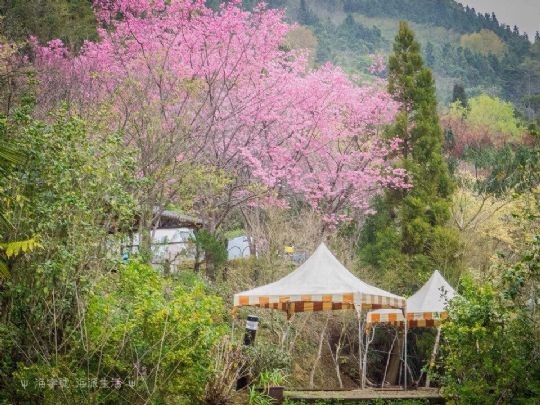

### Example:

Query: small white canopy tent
xmin=233 ymin=242 xmax=407 ymax=388
xmin=366 ymin=270 xmax=456 ymax=328
xmin=364 ymin=270 xmax=457 ymax=388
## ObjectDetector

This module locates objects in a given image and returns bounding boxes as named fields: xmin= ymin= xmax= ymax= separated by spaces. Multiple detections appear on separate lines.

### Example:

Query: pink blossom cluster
xmin=368 ymin=54 xmax=387 ymax=76
xmin=32 ymin=0 xmax=407 ymax=224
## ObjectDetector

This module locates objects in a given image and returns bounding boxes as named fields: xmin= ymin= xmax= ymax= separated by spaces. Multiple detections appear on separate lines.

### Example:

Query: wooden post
xmin=425 ymin=326 xmax=442 ymax=388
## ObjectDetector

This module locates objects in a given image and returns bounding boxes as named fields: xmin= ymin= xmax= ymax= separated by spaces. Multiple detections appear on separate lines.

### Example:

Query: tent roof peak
xmin=233 ymin=243 xmax=405 ymax=312
xmin=365 ymin=270 xmax=457 ymax=329
xmin=407 ymin=270 xmax=456 ymax=313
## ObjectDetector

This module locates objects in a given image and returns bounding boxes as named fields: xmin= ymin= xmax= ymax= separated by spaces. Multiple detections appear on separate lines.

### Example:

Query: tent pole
xmin=404 ymin=306 xmax=408 ymax=391
xmin=355 ymin=295 xmax=363 ymax=390
xmin=361 ymin=325 xmax=366 ymax=389
xmin=356 ymin=306 xmax=362 ymax=389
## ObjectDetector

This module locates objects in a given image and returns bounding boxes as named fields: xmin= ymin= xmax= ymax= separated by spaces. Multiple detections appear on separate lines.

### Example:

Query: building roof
xmin=155 ymin=209 xmax=205 ymax=229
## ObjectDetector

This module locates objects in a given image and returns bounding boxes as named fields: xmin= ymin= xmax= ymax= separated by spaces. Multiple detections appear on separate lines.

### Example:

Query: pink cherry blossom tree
xmin=32 ymin=0 xmax=407 ymax=244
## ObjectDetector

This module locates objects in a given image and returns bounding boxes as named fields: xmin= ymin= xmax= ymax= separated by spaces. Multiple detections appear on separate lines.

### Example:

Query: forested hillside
xmin=0 ymin=0 xmax=539 ymax=404
xmin=263 ymin=0 xmax=540 ymax=116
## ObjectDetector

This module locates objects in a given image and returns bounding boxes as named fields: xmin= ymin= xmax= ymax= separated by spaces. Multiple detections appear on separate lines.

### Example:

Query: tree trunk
xmin=309 ymin=317 xmax=329 ymax=388
xmin=362 ymin=327 xmax=376 ymax=388
xmin=205 ymin=250 xmax=217 ymax=281
xmin=193 ymin=241 xmax=201 ymax=273
xmin=385 ymin=331 xmax=403 ymax=386
xmin=382 ymin=331 xmax=398 ymax=387
xmin=138 ymin=206 xmax=153 ymax=263
xmin=425 ymin=326 xmax=442 ymax=388
xmin=239 ymin=208 xmax=258 ymax=258
xmin=326 ymin=326 xmax=345 ymax=389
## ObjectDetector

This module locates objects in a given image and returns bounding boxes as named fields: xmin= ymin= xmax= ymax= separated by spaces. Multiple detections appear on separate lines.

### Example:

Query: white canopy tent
xmin=234 ymin=243 xmax=405 ymax=315
xmin=366 ymin=270 xmax=456 ymax=329
xmin=364 ymin=270 xmax=457 ymax=388
xmin=233 ymin=242 xmax=407 ymax=389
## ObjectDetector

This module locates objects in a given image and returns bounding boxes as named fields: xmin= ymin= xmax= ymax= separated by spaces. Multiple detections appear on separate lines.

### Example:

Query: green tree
xmin=451 ymin=83 xmax=467 ymax=108
xmin=0 ymin=39 xmax=41 ymax=278
xmin=442 ymin=238 xmax=540 ymax=403
xmin=361 ymin=22 xmax=459 ymax=291
xmin=297 ymin=0 xmax=319 ymax=26
xmin=467 ymin=94 xmax=523 ymax=138
xmin=441 ymin=136 xmax=540 ymax=403
xmin=0 ymin=109 xmax=138 ymax=402
xmin=424 ymin=41 xmax=435 ymax=67
xmin=1 ymin=0 xmax=97 ymax=49
xmin=460 ymin=29 xmax=507 ymax=57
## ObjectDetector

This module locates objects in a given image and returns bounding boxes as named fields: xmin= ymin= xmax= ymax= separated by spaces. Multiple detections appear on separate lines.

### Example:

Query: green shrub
xmin=245 ymin=344 xmax=291 ymax=380
xmin=441 ymin=274 xmax=539 ymax=403
xmin=12 ymin=260 xmax=227 ymax=404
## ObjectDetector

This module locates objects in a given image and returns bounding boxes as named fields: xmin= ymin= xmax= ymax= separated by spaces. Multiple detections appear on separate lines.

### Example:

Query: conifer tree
xmin=360 ymin=22 xmax=460 ymax=290
xmin=452 ymin=83 xmax=468 ymax=108
xmin=298 ymin=0 xmax=318 ymax=26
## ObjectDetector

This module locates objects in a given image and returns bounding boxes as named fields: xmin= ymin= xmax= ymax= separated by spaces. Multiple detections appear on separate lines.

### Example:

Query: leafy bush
xmin=86 ymin=260 xmax=227 ymax=402
xmin=205 ymin=336 xmax=250 ymax=405
xmin=245 ymin=344 xmax=291 ymax=380
xmin=441 ymin=270 xmax=539 ymax=403
xmin=258 ymin=369 xmax=288 ymax=389
xmin=11 ymin=260 xmax=227 ymax=404
xmin=248 ymin=386 xmax=273 ymax=405
xmin=0 ymin=110 xmax=137 ymax=403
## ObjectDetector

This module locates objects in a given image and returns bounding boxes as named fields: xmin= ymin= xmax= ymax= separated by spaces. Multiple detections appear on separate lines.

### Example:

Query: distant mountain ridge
xmin=221 ymin=0 xmax=537 ymax=116
xmin=259 ymin=0 xmax=538 ymax=112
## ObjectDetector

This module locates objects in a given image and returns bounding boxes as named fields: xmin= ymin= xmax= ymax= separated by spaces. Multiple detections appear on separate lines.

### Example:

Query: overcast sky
xmin=460 ymin=0 xmax=540 ymax=39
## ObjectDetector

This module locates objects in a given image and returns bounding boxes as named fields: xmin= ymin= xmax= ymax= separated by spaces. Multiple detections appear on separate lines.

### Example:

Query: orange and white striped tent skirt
xmin=232 ymin=243 xmax=406 ymax=318
xmin=233 ymin=293 xmax=406 ymax=317
xmin=234 ymin=293 xmax=405 ymax=315
xmin=365 ymin=309 xmax=448 ymax=329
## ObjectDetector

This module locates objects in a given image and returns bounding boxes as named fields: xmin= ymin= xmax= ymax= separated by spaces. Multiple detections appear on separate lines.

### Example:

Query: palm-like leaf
xmin=0 ymin=141 xmax=24 ymax=226
xmin=0 ymin=141 xmax=24 ymax=177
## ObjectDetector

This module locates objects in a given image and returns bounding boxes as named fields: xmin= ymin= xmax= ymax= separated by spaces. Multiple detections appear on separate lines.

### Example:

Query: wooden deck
xmin=284 ymin=387 xmax=444 ymax=402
